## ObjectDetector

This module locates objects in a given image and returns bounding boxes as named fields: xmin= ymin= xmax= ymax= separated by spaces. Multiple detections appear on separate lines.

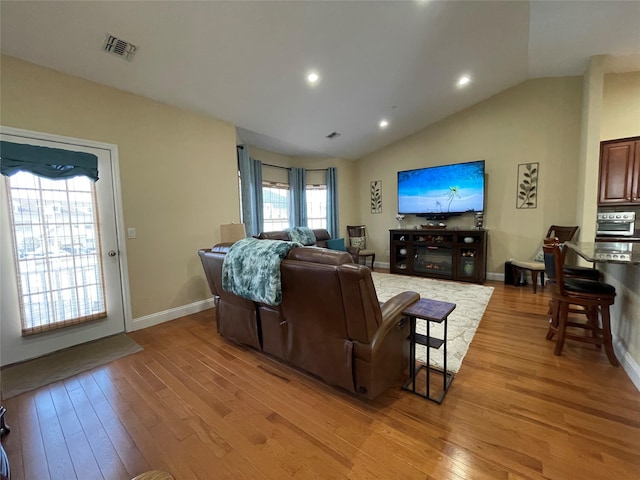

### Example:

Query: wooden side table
xmin=402 ymin=298 xmax=456 ymax=404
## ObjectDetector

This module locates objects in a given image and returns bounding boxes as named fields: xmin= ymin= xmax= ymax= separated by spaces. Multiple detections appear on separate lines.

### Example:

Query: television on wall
xmin=397 ymin=160 xmax=485 ymax=217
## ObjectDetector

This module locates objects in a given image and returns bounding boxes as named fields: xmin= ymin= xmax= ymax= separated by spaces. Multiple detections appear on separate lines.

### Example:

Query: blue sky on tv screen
xmin=398 ymin=161 xmax=484 ymax=214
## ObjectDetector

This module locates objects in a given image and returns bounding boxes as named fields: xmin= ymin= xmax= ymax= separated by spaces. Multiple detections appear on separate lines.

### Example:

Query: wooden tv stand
xmin=390 ymin=229 xmax=487 ymax=284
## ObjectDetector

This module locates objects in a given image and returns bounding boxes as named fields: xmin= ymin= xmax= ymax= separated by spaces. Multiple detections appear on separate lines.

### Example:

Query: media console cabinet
xmin=389 ymin=228 xmax=487 ymax=284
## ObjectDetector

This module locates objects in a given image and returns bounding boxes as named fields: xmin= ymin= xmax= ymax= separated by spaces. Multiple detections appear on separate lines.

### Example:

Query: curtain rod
xmin=262 ymin=162 xmax=327 ymax=172
xmin=237 ymin=147 xmax=328 ymax=172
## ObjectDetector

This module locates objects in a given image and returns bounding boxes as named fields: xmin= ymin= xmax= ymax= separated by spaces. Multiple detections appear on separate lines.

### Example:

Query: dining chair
xmin=511 ymin=225 xmax=581 ymax=293
xmin=346 ymin=225 xmax=375 ymax=268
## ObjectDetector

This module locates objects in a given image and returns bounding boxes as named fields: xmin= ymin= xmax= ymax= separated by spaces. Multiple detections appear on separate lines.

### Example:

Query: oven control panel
xmin=594 ymin=252 xmax=632 ymax=262
xmin=597 ymin=211 xmax=635 ymax=221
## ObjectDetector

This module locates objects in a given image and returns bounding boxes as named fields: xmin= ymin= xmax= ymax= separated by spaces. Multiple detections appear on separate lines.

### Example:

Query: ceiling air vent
xmin=326 ymin=132 xmax=341 ymax=140
xmin=103 ymin=34 xmax=137 ymax=61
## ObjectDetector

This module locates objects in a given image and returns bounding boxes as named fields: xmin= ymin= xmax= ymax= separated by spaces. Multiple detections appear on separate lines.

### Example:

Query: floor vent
xmin=103 ymin=34 xmax=137 ymax=61
xmin=326 ymin=132 xmax=341 ymax=140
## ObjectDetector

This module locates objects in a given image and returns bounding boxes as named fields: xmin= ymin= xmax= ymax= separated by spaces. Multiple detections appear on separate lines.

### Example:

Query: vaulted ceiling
xmin=1 ymin=1 xmax=639 ymax=159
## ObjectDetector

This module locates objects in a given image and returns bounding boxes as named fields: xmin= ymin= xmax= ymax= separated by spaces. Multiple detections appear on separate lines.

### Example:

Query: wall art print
xmin=371 ymin=180 xmax=382 ymax=214
xmin=517 ymin=162 xmax=538 ymax=209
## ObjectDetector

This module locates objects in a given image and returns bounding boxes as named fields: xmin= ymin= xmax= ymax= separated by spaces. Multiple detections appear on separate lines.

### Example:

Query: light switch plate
xmin=127 ymin=227 xmax=137 ymax=239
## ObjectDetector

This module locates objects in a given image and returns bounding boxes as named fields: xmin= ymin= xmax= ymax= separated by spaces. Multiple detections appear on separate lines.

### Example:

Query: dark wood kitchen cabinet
xmin=599 ymin=136 xmax=640 ymax=205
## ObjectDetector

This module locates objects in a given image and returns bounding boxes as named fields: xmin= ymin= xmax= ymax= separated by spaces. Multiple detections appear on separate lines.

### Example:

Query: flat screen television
xmin=397 ymin=160 xmax=485 ymax=216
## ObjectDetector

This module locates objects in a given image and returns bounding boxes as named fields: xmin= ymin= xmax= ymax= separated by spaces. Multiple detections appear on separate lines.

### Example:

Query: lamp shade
xmin=220 ymin=223 xmax=246 ymax=243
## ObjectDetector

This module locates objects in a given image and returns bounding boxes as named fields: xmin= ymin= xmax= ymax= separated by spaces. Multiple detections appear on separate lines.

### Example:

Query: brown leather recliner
xmin=198 ymin=244 xmax=419 ymax=399
xmin=198 ymin=243 xmax=261 ymax=349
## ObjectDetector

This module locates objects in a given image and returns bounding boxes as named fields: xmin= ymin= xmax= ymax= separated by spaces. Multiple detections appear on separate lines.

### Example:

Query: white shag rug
xmin=371 ymin=272 xmax=494 ymax=373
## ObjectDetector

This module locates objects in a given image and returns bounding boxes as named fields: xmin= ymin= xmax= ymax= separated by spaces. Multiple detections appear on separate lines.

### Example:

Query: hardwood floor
xmin=2 ymin=280 xmax=639 ymax=479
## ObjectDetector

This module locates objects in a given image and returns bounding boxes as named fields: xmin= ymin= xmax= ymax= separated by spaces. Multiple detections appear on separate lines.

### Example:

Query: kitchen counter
xmin=566 ymin=241 xmax=640 ymax=265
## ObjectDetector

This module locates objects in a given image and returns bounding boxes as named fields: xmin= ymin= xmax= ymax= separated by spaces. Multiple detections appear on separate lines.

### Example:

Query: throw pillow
xmin=326 ymin=238 xmax=347 ymax=251
xmin=350 ymin=236 xmax=366 ymax=249
xmin=285 ymin=226 xmax=317 ymax=246
xmin=534 ymin=247 xmax=544 ymax=262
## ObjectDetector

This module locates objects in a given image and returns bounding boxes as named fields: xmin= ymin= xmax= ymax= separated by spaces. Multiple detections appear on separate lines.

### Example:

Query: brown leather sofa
xmin=198 ymin=244 xmax=420 ymax=399
xmin=256 ymin=228 xmax=361 ymax=263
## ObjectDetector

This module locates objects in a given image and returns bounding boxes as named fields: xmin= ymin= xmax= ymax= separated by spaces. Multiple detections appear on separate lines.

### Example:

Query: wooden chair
xmin=542 ymin=239 xmax=618 ymax=366
xmin=347 ymin=225 xmax=375 ymax=268
xmin=511 ymin=225 xmax=579 ymax=293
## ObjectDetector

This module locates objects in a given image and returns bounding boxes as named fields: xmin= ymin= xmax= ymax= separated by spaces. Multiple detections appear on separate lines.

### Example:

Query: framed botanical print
xmin=517 ymin=163 xmax=538 ymax=209
xmin=371 ymin=180 xmax=382 ymax=214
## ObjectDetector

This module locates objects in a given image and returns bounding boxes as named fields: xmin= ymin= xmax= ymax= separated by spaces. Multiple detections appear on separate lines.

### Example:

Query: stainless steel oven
xmin=593 ymin=242 xmax=634 ymax=262
xmin=596 ymin=211 xmax=635 ymax=237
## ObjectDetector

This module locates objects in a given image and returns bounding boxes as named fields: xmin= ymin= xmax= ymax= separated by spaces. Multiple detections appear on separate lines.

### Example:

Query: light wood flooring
xmin=2 ymin=280 xmax=639 ymax=479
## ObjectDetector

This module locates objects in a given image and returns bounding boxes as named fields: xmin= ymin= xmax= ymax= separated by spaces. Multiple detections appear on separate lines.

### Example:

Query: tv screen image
xmin=397 ymin=160 xmax=485 ymax=215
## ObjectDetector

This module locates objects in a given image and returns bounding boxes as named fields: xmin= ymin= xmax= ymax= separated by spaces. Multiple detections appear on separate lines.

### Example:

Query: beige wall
xmin=601 ymin=72 xmax=640 ymax=141
xmin=356 ymin=77 xmax=583 ymax=274
xmin=600 ymin=70 xmax=640 ymax=369
xmin=247 ymin=146 xmax=293 ymax=184
xmin=1 ymin=55 xmax=239 ymax=319
xmin=576 ymin=56 xmax=606 ymax=244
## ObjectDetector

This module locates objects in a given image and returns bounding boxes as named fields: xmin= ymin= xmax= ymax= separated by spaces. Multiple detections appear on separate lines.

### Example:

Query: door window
xmin=6 ymin=172 xmax=106 ymax=335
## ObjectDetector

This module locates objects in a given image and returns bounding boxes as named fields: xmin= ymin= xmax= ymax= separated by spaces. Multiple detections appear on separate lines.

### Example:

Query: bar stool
xmin=542 ymin=240 xmax=618 ymax=366
xmin=542 ymin=237 xmax=601 ymax=326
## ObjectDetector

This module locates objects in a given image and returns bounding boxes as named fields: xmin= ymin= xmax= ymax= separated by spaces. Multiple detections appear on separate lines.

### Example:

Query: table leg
xmin=442 ymin=316 xmax=447 ymax=395
xmin=426 ymin=317 xmax=431 ymax=398
xmin=409 ymin=316 xmax=416 ymax=393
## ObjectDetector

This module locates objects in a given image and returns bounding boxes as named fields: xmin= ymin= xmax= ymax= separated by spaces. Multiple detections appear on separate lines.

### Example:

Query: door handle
xmin=108 ymin=250 xmax=117 ymax=257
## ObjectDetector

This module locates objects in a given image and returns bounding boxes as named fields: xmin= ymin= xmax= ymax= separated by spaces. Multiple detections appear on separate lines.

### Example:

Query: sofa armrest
xmin=346 ymin=246 xmax=360 ymax=263
xmin=353 ymin=291 xmax=419 ymax=362
xmin=380 ymin=291 xmax=420 ymax=321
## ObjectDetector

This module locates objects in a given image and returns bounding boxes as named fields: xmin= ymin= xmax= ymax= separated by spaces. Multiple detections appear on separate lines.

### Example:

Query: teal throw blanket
xmin=285 ymin=226 xmax=316 ymax=245
xmin=222 ymin=237 xmax=301 ymax=306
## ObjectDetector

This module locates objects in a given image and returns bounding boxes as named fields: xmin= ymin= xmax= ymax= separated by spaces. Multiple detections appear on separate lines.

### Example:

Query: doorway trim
xmin=1 ymin=125 xmax=133 ymax=332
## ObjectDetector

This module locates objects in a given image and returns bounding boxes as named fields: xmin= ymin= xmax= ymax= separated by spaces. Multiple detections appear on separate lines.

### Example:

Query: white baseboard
xmin=486 ymin=272 xmax=503 ymax=282
xmin=614 ymin=337 xmax=640 ymax=392
xmin=129 ymin=298 xmax=216 ymax=331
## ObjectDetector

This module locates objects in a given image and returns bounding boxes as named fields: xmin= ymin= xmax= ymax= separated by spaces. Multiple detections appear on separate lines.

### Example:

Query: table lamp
xmin=220 ymin=223 xmax=246 ymax=243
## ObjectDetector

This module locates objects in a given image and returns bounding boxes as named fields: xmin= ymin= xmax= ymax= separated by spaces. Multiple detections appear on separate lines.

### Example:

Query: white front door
xmin=0 ymin=127 xmax=130 ymax=366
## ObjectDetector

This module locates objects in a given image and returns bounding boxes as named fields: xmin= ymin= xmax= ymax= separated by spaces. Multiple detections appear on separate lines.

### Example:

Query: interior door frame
xmin=0 ymin=125 xmax=133 ymax=335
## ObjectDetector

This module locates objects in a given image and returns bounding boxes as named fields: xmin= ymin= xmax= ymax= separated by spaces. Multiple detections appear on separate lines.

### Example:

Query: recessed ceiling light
xmin=457 ymin=74 xmax=471 ymax=88
xmin=307 ymin=71 xmax=320 ymax=85
xmin=379 ymin=119 xmax=389 ymax=128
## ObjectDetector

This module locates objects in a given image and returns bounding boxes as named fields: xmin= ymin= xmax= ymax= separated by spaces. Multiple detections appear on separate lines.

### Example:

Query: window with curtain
xmin=326 ymin=167 xmax=339 ymax=238
xmin=288 ymin=167 xmax=307 ymax=227
xmin=306 ymin=184 xmax=327 ymax=229
xmin=237 ymin=146 xmax=263 ymax=236
xmin=1 ymin=140 xmax=105 ymax=335
xmin=262 ymin=181 xmax=290 ymax=231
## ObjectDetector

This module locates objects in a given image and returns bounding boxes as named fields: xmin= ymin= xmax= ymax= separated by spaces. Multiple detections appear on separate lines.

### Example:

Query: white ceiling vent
xmin=103 ymin=34 xmax=137 ymax=61
xmin=326 ymin=132 xmax=341 ymax=140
